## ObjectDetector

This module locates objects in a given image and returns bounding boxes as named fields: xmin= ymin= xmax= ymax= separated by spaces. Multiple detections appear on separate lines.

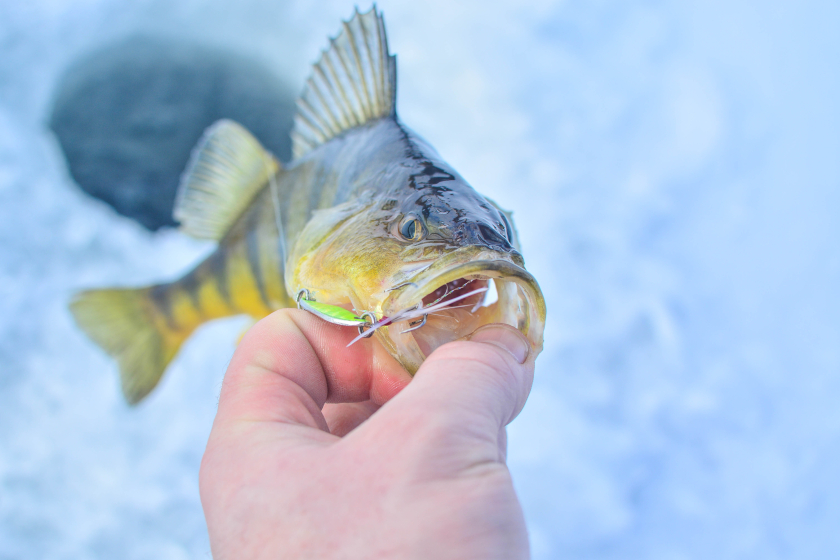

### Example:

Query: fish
xmin=71 ymin=6 xmax=546 ymax=404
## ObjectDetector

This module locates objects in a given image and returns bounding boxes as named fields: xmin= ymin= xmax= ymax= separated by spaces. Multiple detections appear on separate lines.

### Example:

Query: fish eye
xmin=397 ymin=215 xmax=424 ymax=241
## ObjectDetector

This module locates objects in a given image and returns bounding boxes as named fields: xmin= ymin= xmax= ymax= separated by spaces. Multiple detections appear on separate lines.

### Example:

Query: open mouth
xmin=377 ymin=259 xmax=546 ymax=373
xmin=410 ymin=276 xmax=494 ymax=356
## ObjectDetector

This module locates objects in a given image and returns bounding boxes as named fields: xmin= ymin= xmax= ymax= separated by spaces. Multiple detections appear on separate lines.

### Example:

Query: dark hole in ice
xmin=50 ymin=36 xmax=296 ymax=231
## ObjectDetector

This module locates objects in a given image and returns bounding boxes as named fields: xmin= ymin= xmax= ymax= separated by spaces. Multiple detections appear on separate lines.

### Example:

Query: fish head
xmin=288 ymin=159 xmax=545 ymax=373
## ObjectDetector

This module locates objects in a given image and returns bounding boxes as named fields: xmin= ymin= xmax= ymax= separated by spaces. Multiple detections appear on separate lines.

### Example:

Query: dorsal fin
xmin=174 ymin=119 xmax=279 ymax=241
xmin=291 ymin=6 xmax=397 ymax=159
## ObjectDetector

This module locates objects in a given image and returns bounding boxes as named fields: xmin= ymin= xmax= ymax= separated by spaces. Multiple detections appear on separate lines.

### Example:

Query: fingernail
xmin=468 ymin=324 xmax=530 ymax=364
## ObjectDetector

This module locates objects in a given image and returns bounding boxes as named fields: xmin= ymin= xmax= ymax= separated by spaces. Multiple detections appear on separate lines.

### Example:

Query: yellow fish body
xmin=71 ymin=7 xmax=546 ymax=404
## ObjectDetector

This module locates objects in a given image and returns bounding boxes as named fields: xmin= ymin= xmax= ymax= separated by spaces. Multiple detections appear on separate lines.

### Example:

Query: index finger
xmin=216 ymin=309 xmax=412 ymax=430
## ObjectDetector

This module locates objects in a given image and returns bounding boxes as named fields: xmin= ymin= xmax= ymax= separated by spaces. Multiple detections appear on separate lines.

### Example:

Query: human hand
xmin=200 ymin=309 xmax=535 ymax=559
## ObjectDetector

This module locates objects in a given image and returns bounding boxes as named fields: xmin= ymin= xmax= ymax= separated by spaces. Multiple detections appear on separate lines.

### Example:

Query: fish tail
xmin=70 ymin=285 xmax=192 ymax=405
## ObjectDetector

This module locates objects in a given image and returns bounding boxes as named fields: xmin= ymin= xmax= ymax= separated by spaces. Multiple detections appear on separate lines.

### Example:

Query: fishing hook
xmin=400 ymin=314 xmax=427 ymax=334
xmin=295 ymin=288 xmax=311 ymax=308
xmin=386 ymin=281 xmax=418 ymax=292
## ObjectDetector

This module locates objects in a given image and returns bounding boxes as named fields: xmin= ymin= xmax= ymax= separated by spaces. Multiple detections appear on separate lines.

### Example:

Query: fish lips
xmin=379 ymin=255 xmax=546 ymax=371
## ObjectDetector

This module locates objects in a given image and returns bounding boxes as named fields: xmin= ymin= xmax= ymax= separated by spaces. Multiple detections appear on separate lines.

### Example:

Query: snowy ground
xmin=2 ymin=0 xmax=839 ymax=558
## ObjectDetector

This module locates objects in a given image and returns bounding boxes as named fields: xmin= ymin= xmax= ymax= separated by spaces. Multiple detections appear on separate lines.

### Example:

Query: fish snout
xmin=461 ymin=222 xmax=518 ymax=254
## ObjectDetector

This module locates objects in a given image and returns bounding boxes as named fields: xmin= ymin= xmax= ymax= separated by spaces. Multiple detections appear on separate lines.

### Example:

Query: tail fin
xmin=70 ymin=286 xmax=189 ymax=404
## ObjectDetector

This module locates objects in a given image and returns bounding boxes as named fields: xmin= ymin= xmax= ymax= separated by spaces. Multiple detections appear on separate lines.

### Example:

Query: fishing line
xmin=266 ymin=155 xmax=288 ymax=267
xmin=344 ymin=286 xmax=488 ymax=347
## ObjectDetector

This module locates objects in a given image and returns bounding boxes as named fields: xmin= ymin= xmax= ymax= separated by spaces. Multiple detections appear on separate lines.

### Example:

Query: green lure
xmin=296 ymin=290 xmax=370 ymax=327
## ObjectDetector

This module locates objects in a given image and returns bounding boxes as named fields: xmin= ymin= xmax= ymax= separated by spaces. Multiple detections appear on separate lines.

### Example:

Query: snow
xmin=2 ymin=0 xmax=839 ymax=558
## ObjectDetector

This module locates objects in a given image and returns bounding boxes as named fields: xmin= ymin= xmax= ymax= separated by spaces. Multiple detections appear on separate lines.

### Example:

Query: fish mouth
xmin=377 ymin=257 xmax=546 ymax=373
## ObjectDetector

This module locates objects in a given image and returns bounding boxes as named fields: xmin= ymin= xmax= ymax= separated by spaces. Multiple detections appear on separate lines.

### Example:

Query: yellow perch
xmin=71 ymin=7 xmax=546 ymax=404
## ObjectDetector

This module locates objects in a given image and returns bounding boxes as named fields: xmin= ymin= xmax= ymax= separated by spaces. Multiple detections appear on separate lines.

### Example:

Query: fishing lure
xmin=297 ymin=286 xmax=490 ymax=347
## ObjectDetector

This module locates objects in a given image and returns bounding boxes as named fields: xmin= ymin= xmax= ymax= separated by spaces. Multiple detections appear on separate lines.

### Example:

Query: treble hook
xmin=400 ymin=314 xmax=427 ymax=334
xmin=386 ymin=281 xmax=418 ymax=292
xmin=296 ymin=288 xmax=311 ymax=308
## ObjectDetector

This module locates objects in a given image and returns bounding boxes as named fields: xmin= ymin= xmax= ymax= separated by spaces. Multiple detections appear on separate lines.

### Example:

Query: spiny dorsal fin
xmin=174 ymin=119 xmax=279 ymax=241
xmin=291 ymin=6 xmax=397 ymax=159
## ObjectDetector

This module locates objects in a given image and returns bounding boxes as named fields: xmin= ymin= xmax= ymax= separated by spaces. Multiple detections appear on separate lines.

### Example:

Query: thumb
xmin=357 ymin=324 xmax=534 ymax=464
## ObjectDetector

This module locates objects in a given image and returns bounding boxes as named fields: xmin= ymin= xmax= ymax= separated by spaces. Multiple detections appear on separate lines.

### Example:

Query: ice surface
xmin=2 ymin=0 xmax=839 ymax=558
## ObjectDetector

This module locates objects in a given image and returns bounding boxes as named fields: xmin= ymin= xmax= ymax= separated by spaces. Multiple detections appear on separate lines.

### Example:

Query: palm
xmin=201 ymin=310 xmax=532 ymax=559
